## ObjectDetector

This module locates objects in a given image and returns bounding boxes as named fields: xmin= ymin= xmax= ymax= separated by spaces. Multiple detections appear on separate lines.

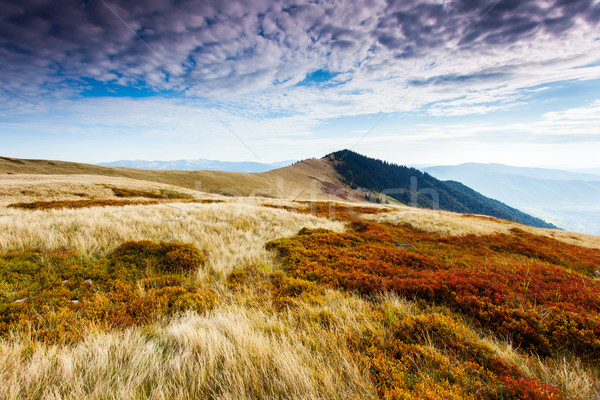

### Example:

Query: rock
xmin=84 ymin=279 xmax=93 ymax=285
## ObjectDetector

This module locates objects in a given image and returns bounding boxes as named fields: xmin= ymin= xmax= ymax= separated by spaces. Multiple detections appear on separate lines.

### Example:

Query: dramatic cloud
xmin=2 ymin=0 xmax=598 ymax=95
xmin=0 ymin=0 xmax=599 ymax=164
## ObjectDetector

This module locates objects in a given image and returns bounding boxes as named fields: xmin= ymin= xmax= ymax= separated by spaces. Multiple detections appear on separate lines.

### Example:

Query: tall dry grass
xmin=484 ymin=338 xmax=600 ymax=400
xmin=0 ymin=174 xmax=207 ymax=206
xmin=2 ymin=176 xmax=599 ymax=399
xmin=0 ymin=307 xmax=375 ymax=400
xmin=0 ymin=201 xmax=343 ymax=277
xmin=2 ymin=288 xmax=598 ymax=399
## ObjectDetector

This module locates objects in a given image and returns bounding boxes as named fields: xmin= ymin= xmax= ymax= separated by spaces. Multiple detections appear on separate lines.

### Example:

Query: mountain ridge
xmin=1 ymin=152 xmax=555 ymax=229
xmin=423 ymin=163 xmax=600 ymax=235
xmin=327 ymin=150 xmax=556 ymax=229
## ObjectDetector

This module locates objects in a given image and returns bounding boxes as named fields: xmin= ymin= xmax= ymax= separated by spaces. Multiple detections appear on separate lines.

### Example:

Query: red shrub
xmin=267 ymin=221 xmax=600 ymax=360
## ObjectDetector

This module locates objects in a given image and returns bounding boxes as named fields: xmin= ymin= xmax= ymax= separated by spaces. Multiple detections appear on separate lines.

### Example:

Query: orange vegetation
xmin=267 ymin=218 xmax=600 ymax=399
xmin=8 ymin=199 xmax=161 ymax=210
xmin=8 ymin=198 xmax=223 ymax=210
xmin=0 ymin=241 xmax=216 ymax=343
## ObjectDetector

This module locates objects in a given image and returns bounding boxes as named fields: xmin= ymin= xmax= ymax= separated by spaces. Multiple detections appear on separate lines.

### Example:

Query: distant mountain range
xmin=98 ymin=159 xmax=294 ymax=173
xmin=423 ymin=163 xmax=600 ymax=235
xmin=94 ymin=154 xmax=600 ymax=232
xmin=328 ymin=150 xmax=556 ymax=229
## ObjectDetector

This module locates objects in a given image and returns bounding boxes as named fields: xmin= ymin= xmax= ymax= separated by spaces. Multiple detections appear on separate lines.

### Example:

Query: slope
xmin=326 ymin=150 xmax=556 ymax=229
xmin=0 ymin=156 xmax=357 ymax=202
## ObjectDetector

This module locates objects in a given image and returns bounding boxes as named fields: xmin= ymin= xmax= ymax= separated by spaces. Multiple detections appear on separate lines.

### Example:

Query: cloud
xmin=0 ymin=0 xmax=599 ymax=150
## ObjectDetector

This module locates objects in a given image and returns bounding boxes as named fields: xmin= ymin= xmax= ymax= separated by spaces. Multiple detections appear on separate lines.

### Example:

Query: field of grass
xmin=1 ymin=175 xmax=599 ymax=399
xmin=0 ymin=156 xmax=357 ymax=201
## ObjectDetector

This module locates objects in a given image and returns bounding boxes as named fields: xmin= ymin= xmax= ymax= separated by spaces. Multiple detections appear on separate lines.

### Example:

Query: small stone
xmin=71 ymin=299 xmax=79 ymax=304
xmin=14 ymin=298 xmax=28 ymax=303
xmin=84 ymin=279 xmax=93 ymax=285
xmin=62 ymin=279 xmax=68 ymax=284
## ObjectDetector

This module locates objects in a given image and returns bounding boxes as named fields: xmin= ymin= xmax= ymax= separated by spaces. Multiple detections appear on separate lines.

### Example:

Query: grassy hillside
xmin=1 ymin=161 xmax=600 ymax=399
xmin=0 ymin=156 xmax=356 ymax=201
xmin=326 ymin=150 xmax=556 ymax=229
xmin=0 ymin=156 xmax=273 ymax=194
xmin=1 ymin=187 xmax=599 ymax=398
xmin=0 ymin=154 xmax=562 ymax=229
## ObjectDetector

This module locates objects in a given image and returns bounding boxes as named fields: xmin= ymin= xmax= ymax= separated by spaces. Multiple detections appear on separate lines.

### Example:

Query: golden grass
xmin=1 ymin=174 xmax=600 ymax=399
xmin=0 ymin=200 xmax=344 ymax=277
xmin=3 ymin=287 xmax=598 ymax=399
xmin=0 ymin=308 xmax=375 ymax=400
xmin=484 ymin=337 xmax=600 ymax=400
xmin=365 ymin=206 xmax=600 ymax=249
xmin=0 ymin=157 xmax=354 ymax=201
xmin=0 ymin=174 xmax=211 ymax=208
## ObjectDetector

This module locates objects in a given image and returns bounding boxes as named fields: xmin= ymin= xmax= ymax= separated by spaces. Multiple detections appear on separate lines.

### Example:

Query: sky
xmin=1 ymin=0 xmax=600 ymax=168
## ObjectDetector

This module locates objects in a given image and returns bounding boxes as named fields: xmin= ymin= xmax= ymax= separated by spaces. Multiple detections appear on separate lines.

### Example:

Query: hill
xmin=424 ymin=163 xmax=600 ymax=235
xmin=326 ymin=150 xmax=556 ymax=229
xmin=0 ymin=156 xmax=354 ymax=201
xmin=1 ymin=158 xmax=600 ymax=398
xmin=1 ymin=153 xmax=556 ymax=229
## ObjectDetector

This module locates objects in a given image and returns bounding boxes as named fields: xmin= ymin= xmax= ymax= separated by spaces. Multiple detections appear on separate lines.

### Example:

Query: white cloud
xmin=2 ymin=0 xmax=600 ymax=164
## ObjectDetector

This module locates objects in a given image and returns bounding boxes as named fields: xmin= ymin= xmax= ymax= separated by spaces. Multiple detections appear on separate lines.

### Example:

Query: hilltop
xmin=1 ymin=151 xmax=555 ymax=229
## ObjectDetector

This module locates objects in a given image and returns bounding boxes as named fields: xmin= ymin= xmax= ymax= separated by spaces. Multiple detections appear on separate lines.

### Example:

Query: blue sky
xmin=1 ymin=0 xmax=600 ymax=168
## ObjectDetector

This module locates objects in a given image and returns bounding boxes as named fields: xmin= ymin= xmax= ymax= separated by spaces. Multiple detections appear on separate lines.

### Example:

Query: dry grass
xmin=0 ymin=175 xmax=209 ymax=206
xmin=0 ymin=157 xmax=354 ymax=201
xmin=484 ymin=338 xmax=600 ymax=400
xmin=1 ymin=173 xmax=600 ymax=399
xmin=0 ymin=307 xmax=375 ymax=400
xmin=2 ymin=287 xmax=598 ymax=399
xmin=0 ymin=200 xmax=344 ymax=277
xmin=365 ymin=206 xmax=600 ymax=249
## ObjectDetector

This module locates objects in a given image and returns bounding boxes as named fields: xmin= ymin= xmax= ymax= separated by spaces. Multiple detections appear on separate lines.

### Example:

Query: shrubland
xmin=0 ymin=178 xmax=599 ymax=399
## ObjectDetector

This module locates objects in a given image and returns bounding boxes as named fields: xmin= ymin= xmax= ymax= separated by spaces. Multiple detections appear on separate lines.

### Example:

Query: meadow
xmin=1 ymin=175 xmax=599 ymax=399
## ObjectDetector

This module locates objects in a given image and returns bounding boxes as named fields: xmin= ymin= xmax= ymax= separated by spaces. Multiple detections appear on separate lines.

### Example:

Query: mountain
xmin=423 ymin=163 xmax=600 ymax=235
xmin=1 ymin=151 xmax=555 ymax=229
xmin=570 ymin=167 xmax=600 ymax=176
xmin=327 ymin=150 xmax=556 ymax=229
xmin=425 ymin=163 xmax=600 ymax=182
xmin=98 ymin=159 xmax=294 ymax=173
xmin=0 ymin=155 xmax=356 ymax=201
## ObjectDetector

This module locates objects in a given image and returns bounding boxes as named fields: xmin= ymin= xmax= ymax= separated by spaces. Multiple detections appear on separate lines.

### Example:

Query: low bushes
xmin=111 ymin=187 xmax=193 ymax=199
xmin=0 ymin=241 xmax=214 ymax=343
xmin=267 ymin=221 xmax=600 ymax=361
xmin=8 ymin=199 xmax=160 ymax=210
